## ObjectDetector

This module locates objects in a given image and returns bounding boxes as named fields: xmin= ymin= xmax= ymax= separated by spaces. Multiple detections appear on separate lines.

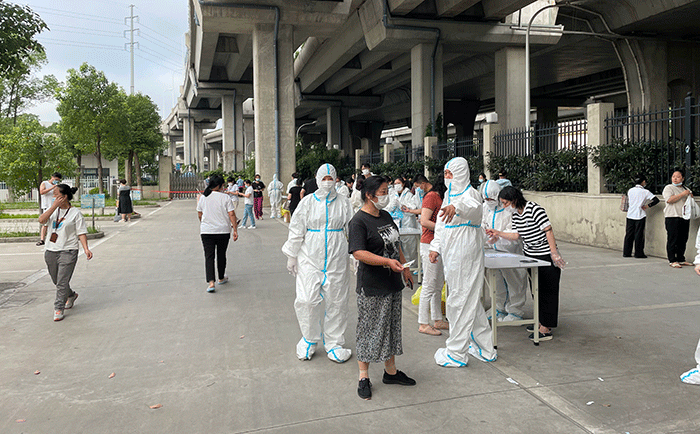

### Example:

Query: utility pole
xmin=124 ymin=5 xmax=139 ymax=95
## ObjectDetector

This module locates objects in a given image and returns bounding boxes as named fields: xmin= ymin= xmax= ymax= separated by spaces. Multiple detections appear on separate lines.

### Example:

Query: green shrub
xmin=590 ymin=139 xmax=690 ymax=194
xmin=487 ymin=148 xmax=588 ymax=192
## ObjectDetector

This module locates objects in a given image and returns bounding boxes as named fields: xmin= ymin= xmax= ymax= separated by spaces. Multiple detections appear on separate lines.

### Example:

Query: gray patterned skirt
xmin=356 ymin=290 xmax=403 ymax=363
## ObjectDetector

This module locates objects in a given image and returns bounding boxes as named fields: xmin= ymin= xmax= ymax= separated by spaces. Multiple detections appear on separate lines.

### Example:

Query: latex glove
xmin=551 ymin=251 xmax=566 ymax=269
xmin=287 ymin=257 xmax=298 ymax=276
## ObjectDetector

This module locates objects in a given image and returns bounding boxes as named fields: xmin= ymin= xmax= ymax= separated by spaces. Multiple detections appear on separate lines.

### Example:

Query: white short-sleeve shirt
xmin=626 ymin=185 xmax=656 ymax=220
xmin=40 ymin=180 xmax=55 ymax=210
xmin=197 ymin=191 xmax=235 ymax=234
xmin=45 ymin=206 xmax=87 ymax=252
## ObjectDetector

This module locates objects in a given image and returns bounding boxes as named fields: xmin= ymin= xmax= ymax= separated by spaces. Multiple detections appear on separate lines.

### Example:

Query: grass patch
xmin=0 ymin=212 xmax=115 ymax=219
xmin=0 ymin=231 xmax=39 ymax=238
xmin=0 ymin=201 xmax=39 ymax=211
xmin=87 ymin=226 xmax=100 ymax=234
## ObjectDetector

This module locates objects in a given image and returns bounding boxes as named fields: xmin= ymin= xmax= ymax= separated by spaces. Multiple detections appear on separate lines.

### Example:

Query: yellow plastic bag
xmin=413 ymin=283 xmax=447 ymax=305
xmin=411 ymin=286 xmax=422 ymax=305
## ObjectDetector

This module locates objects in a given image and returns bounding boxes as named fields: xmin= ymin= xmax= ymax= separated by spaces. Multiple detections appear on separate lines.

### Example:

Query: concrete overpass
xmin=163 ymin=0 xmax=700 ymax=184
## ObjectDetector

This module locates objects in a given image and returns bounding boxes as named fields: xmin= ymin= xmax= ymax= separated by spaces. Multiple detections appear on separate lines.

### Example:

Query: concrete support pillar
xmin=355 ymin=149 xmax=365 ymax=171
xmin=341 ymin=107 xmax=351 ymax=157
xmin=253 ymin=23 xmax=296 ymax=187
xmin=618 ymin=40 xmax=668 ymax=110
xmin=495 ymin=47 xmax=526 ymax=131
xmin=168 ymin=139 xmax=177 ymax=159
xmin=424 ymin=136 xmax=436 ymax=178
xmin=383 ymin=143 xmax=391 ymax=163
xmin=369 ymin=121 xmax=384 ymax=153
xmin=195 ymin=127 xmax=205 ymax=173
xmin=411 ymin=43 xmax=443 ymax=149
xmin=327 ymin=106 xmax=342 ymax=150
xmin=234 ymin=99 xmax=244 ymax=171
xmin=444 ymin=99 xmax=480 ymax=140
xmin=183 ymin=118 xmax=193 ymax=167
xmin=222 ymin=94 xmax=234 ymax=172
xmin=158 ymin=155 xmax=172 ymax=200
xmin=587 ymin=103 xmax=613 ymax=194
xmin=243 ymin=116 xmax=255 ymax=164
xmin=483 ymin=123 xmax=500 ymax=179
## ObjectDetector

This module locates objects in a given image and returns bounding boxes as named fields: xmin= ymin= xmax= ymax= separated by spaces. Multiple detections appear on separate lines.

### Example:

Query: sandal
xmin=434 ymin=320 xmax=449 ymax=330
xmin=418 ymin=325 xmax=441 ymax=336
xmin=670 ymin=262 xmax=682 ymax=268
xmin=680 ymin=262 xmax=694 ymax=266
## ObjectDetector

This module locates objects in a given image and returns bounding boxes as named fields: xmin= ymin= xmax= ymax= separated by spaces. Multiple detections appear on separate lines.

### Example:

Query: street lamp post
xmin=296 ymin=120 xmax=317 ymax=139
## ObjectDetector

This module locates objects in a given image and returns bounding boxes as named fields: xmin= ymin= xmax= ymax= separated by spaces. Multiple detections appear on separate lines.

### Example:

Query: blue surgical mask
xmin=673 ymin=182 xmax=683 ymax=187
xmin=479 ymin=179 xmax=485 ymax=184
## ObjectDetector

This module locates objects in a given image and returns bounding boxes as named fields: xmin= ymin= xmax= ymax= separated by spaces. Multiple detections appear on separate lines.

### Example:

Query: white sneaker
xmin=248 ymin=226 xmax=256 ymax=229
xmin=502 ymin=313 xmax=524 ymax=322
xmin=238 ymin=225 xmax=246 ymax=229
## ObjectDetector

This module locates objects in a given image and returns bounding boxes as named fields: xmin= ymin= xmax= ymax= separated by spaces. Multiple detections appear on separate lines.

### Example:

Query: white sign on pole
xmin=81 ymin=194 xmax=105 ymax=209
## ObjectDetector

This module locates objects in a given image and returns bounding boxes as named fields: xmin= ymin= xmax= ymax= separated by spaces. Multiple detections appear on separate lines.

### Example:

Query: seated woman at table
xmin=485 ymin=186 xmax=565 ymax=342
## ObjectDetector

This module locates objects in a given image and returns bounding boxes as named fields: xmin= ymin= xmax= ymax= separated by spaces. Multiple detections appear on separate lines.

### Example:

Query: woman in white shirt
xmin=663 ymin=170 xmax=693 ymax=268
xmin=38 ymin=184 xmax=93 ymax=322
xmin=197 ymin=175 xmax=239 ymax=293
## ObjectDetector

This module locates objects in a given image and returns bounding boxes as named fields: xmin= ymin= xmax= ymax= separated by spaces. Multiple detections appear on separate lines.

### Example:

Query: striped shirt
xmin=511 ymin=202 xmax=552 ymax=255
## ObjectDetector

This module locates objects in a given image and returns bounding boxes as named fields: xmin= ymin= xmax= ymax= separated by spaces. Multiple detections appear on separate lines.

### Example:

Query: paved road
xmin=1 ymin=199 xmax=699 ymax=433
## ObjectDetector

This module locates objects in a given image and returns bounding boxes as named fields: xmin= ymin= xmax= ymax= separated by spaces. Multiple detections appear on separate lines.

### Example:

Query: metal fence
xmin=392 ymin=147 xmax=424 ymax=163
xmin=171 ymin=172 xmax=205 ymax=199
xmin=604 ymin=98 xmax=700 ymax=193
xmin=433 ymin=133 xmax=484 ymax=161
xmin=360 ymin=152 xmax=382 ymax=166
xmin=494 ymin=119 xmax=588 ymax=157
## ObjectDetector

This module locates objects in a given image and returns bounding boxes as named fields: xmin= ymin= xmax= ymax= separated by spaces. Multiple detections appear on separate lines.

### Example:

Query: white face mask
xmin=395 ymin=185 xmax=403 ymax=194
xmin=373 ymin=194 xmax=390 ymax=210
xmin=362 ymin=169 xmax=370 ymax=176
xmin=318 ymin=180 xmax=335 ymax=192
xmin=485 ymin=199 xmax=498 ymax=210
xmin=444 ymin=178 xmax=452 ymax=189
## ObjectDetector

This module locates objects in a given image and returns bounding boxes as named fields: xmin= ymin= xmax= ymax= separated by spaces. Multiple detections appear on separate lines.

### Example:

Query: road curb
xmin=0 ymin=231 xmax=105 ymax=244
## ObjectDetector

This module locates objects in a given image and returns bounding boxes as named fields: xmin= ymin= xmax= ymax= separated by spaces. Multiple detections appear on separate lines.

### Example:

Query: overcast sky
xmin=18 ymin=0 xmax=189 ymax=124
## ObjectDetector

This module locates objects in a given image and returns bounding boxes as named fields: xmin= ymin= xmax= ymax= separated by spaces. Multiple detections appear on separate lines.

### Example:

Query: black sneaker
xmin=358 ymin=378 xmax=372 ymax=400
xmin=382 ymin=370 xmax=416 ymax=386
xmin=36 ymin=240 xmax=45 ymax=246
xmin=525 ymin=325 xmax=535 ymax=333
xmin=529 ymin=332 xmax=553 ymax=341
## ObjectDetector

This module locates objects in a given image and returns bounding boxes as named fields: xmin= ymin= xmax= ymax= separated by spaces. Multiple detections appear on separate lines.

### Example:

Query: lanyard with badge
xmin=50 ymin=206 xmax=69 ymax=243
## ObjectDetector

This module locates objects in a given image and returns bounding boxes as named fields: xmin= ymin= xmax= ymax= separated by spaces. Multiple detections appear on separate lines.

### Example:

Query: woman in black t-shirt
xmin=348 ymin=176 xmax=415 ymax=400
xmin=252 ymin=175 xmax=265 ymax=219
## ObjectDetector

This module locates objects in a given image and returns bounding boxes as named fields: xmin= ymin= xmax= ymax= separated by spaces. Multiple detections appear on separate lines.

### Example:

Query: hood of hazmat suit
xmin=430 ymin=157 xmax=496 ymax=366
xmin=281 ymin=163 xmax=355 ymax=363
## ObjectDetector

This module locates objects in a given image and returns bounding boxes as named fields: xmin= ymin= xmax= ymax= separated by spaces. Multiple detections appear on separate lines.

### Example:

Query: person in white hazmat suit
xmin=680 ymin=231 xmax=700 ymax=385
xmin=268 ymin=174 xmax=284 ymax=218
xmin=387 ymin=177 xmax=419 ymax=263
xmin=282 ymin=163 xmax=355 ymax=363
xmin=429 ymin=157 xmax=497 ymax=367
xmin=482 ymin=180 xmax=529 ymax=322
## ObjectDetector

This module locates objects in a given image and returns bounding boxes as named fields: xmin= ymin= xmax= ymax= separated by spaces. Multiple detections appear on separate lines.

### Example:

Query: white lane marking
xmin=128 ymin=220 xmax=139 ymax=227
xmin=0 ymin=252 xmax=43 ymax=256
xmin=566 ymin=262 xmax=664 ymax=270
xmin=20 ymin=268 xmax=48 ymax=286
xmin=561 ymin=300 xmax=700 ymax=317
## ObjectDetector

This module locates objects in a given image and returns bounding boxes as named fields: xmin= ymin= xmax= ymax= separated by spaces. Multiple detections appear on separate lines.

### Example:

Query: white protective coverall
xmin=680 ymin=230 xmax=700 ymax=385
xmin=387 ymin=187 xmax=419 ymax=263
xmin=336 ymin=182 xmax=350 ymax=198
xmin=430 ymin=157 xmax=497 ymax=366
xmin=282 ymin=164 xmax=354 ymax=362
xmin=268 ymin=174 xmax=284 ymax=218
xmin=482 ymin=180 xmax=529 ymax=320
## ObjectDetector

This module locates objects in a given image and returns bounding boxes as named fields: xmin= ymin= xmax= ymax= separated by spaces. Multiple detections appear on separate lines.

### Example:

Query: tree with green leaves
xmin=122 ymin=93 xmax=165 ymax=190
xmin=0 ymin=2 xmax=47 ymax=79
xmin=56 ymin=63 xmax=127 ymax=194
xmin=0 ymin=116 xmax=76 ymax=206
xmin=0 ymin=51 xmax=58 ymax=125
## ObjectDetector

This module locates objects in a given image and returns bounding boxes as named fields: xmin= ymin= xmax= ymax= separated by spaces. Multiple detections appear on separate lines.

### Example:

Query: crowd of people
xmin=36 ymin=162 xmax=700 ymax=394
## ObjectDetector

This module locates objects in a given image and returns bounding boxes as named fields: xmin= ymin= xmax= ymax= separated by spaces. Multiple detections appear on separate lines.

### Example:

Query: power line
xmin=137 ymin=46 xmax=181 ymax=69
xmin=139 ymin=23 xmax=181 ymax=46
xmin=32 ymin=6 xmax=124 ymax=24
xmin=39 ymin=39 xmax=126 ymax=51
xmin=138 ymin=32 xmax=182 ymax=57
xmin=46 ymin=23 xmax=123 ymax=36
xmin=46 ymin=28 xmax=124 ymax=39
xmin=134 ymin=53 xmax=181 ymax=71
